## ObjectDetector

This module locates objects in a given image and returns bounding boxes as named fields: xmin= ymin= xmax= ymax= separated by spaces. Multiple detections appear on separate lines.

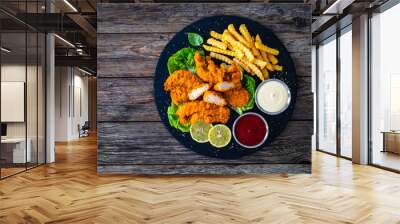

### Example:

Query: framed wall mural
xmin=97 ymin=3 xmax=312 ymax=174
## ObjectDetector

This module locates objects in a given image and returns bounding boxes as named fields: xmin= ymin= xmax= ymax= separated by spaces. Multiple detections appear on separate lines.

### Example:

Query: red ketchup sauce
xmin=234 ymin=113 xmax=268 ymax=148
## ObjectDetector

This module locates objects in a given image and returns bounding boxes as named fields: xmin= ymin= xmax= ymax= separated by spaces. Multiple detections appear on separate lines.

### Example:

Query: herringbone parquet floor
xmin=1 ymin=134 xmax=400 ymax=224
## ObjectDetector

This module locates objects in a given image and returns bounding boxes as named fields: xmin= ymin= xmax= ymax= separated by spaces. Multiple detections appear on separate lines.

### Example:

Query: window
xmin=317 ymin=35 xmax=337 ymax=154
xmin=316 ymin=25 xmax=353 ymax=158
xmin=370 ymin=3 xmax=400 ymax=171
xmin=339 ymin=27 xmax=352 ymax=158
xmin=0 ymin=2 xmax=47 ymax=179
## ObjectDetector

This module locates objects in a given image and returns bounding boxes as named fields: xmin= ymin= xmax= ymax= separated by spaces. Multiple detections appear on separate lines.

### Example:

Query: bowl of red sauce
xmin=233 ymin=112 xmax=269 ymax=149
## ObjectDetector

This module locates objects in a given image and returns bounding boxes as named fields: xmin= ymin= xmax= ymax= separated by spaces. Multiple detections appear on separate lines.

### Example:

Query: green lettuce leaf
xmin=167 ymin=104 xmax=190 ymax=132
xmin=232 ymin=74 xmax=256 ymax=115
xmin=187 ymin=33 xmax=204 ymax=47
xmin=167 ymin=48 xmax=198 ymax=74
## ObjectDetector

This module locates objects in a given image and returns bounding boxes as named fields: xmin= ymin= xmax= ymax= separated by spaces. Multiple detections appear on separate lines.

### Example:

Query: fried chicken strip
xmin=214 ymin=63 xmax=242 ymax=92
xmin=224 ymin=63 xmax=242 ymax=86
xmin=224 ymin=87 xmax=250 ymax=107
xmin=214 ymin=81 xmax=235 ymax=92
xmin=203 ymin=91 xmax=227 ymax=106
xmin=194 ymin=52 xmax=225 ymax=84
xmin=188 ymin=84 xmax=211 ymax=101
xmin=175 ymin=101 xmax=230 ymax=125
xmin=164 ymin=70 xmax=206 ymax=104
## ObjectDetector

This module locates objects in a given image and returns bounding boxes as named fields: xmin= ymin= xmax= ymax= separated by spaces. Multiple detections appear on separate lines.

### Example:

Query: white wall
xmin=1 ymin=65 xmax=26 ymax=81
xmin=55 ymin=66 xmax=70 ymax=141
xmin=54 ymin=67 xmax=89 ymax=141
xmin=72 ymin=70 xmax=89 ymax=137
xmin=1 ymin=82 xmax=25 ymax=122
xmin=1 ymin=63 xmax=46 ymax=164
xmin=1 ymin=64 xmax=39 ymax=138
xmin=1 ymin=65 xmax=26 ymax=139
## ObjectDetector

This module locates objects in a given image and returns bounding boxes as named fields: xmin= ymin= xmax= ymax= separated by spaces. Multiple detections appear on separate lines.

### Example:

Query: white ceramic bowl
xmin=255 ymin=79 xmax=291 ymax=115
xmin=232 ymin=112 xmax=269 ymax=149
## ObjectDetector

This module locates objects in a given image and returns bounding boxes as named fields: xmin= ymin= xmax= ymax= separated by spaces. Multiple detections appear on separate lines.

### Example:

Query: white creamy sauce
xmin=257 ymin=80 xmax=289 ymax=113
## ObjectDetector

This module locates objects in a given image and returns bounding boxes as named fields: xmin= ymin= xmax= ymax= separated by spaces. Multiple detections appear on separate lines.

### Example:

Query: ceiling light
xmin=322 ymin=0 xmax=355 ymax=15
xmin=1 ymin=47 xmax=11 ymax=53
xmin=63 ymin=0 xmax=78 ymax=12
xmin=76 ymin=48 xmax=84 ymax=55
xmin=78 ymin=67 xmax=93 ymax=76
xmin=323 ymin=0 xmax=342 ymax=14
xmin=54 ymin=34 xmax=75 ymax=48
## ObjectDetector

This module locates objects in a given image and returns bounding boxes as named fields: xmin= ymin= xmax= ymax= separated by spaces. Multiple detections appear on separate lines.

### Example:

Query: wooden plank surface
xmin=97 ymin=77 xmax=312 ymax=122
xmin=98 ymin=121 xmax=312 ymax=165
xmin=98 ymin=164 xmax=311 ymax=175
xmin=97 ymin=33 xmax=311 ymax=78
xmin=98 ymin=3 xmax=311 ymax=34
xmin=97 ymin=3 xmax=312 ymax=174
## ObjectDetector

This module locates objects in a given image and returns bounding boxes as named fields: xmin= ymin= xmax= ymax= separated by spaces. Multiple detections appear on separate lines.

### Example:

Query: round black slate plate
xmin=154 ymin=15 xmax=297 ymax=159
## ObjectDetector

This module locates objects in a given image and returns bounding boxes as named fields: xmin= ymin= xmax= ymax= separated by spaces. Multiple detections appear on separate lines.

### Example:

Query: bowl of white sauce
xmin=255 ymin=79 xmax=291 ymax=115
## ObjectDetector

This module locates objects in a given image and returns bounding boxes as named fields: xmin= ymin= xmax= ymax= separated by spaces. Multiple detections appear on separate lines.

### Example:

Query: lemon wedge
xmin=208 ymin=124 xmax=231 ymax=148
xmin=190 ymin=121 xmax=213 ymax=143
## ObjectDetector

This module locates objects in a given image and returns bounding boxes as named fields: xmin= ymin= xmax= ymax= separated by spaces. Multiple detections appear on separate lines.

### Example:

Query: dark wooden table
xmin=97 ymin=3 xmax=313 ymax=174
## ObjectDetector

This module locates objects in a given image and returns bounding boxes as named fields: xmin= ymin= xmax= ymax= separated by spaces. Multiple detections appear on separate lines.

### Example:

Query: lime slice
xmin=190 ymin=121 xmax=213 ymax=143
xmin=208 ymin=124 xmax=231 ymax=148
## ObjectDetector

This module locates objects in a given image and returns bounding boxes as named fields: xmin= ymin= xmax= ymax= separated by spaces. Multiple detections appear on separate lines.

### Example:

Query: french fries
xmin=207 ymin=38 xmax=227 ymax=50
xmin=265 ymin=59 xmax=274 ymax=71
xmin=210 ymin=52 xmax=233 ymax=64
xmin=260 ymin=51 xmax=274 ymax=71
xmin=228 ymin=24 xmax=250 ymax=48
xmin=251 ymin=39 xmax=261 ymax=57
xmin=255 ymin=34 xmax=263 ymax=45
xmin=253 ymin=58 xmax=267 ymax=69
xmin=262 ymin=68 xmax=270 ymax=80
xmin=273 ymin=64 xmax=283 ymax=71
xmin=233 ymin=58 xmax=251 ymax=74
xmin=210 ymin=31 xmax=223 ymax=40
xmin=240 ymin=57 xmax=264 ymax=80
xmin=234 ymin=60 xmax=244 ymax=74
xmin=239 ymin=24 xmax=253 ymax=45
xmin=233 ymin=41 xmax=255 ymax=62
xmin=256 ymin=34 xmax=275 ymax=71
xmin=234 ymin=49 xmax=244 ymax=59
xmin=203 ymin=44 xmax=236 ymax=57
xmin=268 ymin=54 xmax=279 ymax=65
xmin=222 ymin=30 xmax=254 ymax=62
xmin=226 ymin=42 xmax=235 ymax=51
xmin=255 ymin=41 xmax=279 ymax=56
xmin=203 ymin=24 xmax=284 ymax=80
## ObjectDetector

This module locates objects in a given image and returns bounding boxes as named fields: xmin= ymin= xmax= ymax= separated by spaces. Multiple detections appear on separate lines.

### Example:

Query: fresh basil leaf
xmin=188 ymin=33 xmax=203 ymax=47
